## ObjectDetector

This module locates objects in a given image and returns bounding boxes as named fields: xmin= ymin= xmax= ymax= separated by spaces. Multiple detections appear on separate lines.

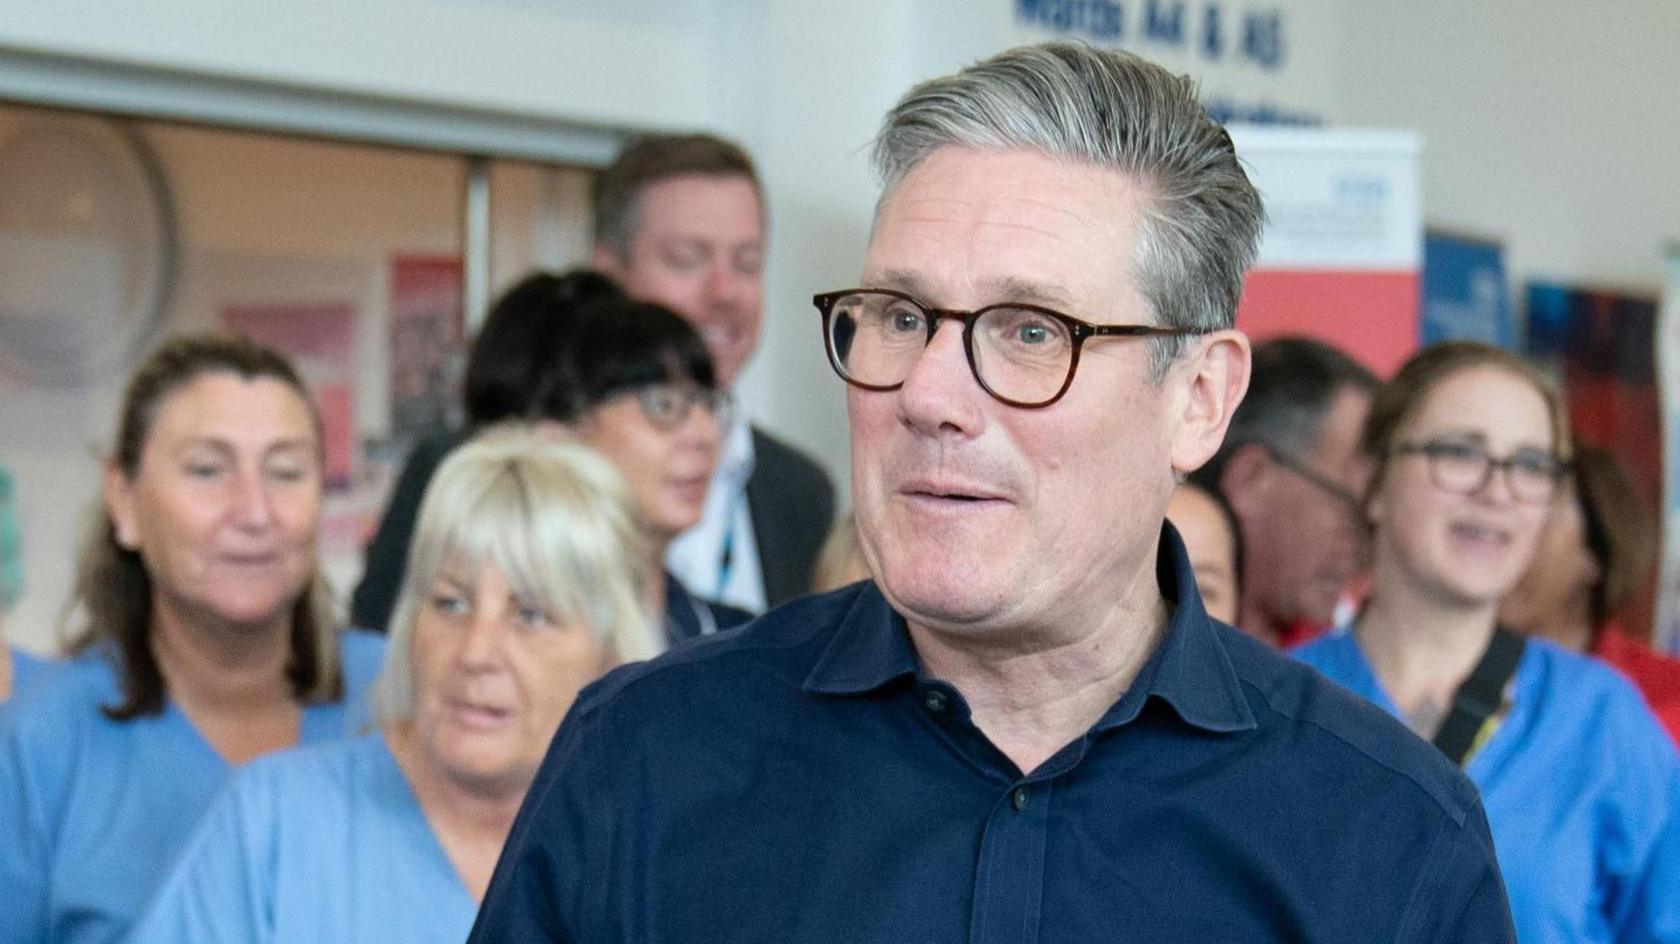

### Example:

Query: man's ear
xmin=104 ymin=463 xmax=141 ymax=551
xmin=1169 ymin=330 xmax=1250 ymax=476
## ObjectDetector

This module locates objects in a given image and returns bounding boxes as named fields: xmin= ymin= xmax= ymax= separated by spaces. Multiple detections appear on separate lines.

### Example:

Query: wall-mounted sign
xmin=1230 ymin=126 xmax=1423 ymax=375
xmin=1421 ymin=230 xmax=1513 ymax=348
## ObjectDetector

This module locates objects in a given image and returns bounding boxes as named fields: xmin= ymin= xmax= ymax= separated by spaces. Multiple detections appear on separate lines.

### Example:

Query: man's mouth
xmin=899 ymin=479 xmax=1006 ymax=504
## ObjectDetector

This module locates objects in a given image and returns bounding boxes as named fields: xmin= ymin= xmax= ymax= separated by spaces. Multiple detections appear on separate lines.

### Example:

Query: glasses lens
xmin=828 ymin=292 xmax=927 ymax=388
xmin=1422 ymin=441 xmax=1489 ymax=494
xmin=1507 ymin=450 xmax=1563 ymax=503
xmin=637 ymin=385 xmax=687 ymax=430
xmin=971 ymin=306 xmax=1075 ymax=405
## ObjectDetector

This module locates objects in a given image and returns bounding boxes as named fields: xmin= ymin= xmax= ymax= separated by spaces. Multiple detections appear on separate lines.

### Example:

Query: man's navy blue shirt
xmin=471 ymin=527 xmax=1515 ymax=943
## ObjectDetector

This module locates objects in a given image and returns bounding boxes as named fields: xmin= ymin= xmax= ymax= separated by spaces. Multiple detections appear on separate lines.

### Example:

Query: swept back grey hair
xmin=872 ymin=42 xmax=1265 ymax=373
xmin=373 ymin=425 xmax=658 ymax=724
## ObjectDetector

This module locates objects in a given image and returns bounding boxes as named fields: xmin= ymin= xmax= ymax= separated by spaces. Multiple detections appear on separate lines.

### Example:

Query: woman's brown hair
xmin=66 ymin=334 xmax=342 ymax=720
xmin=1361 ymin=341 xmax=1573 ymax=509
xmin=1571 ymin=443 xmax=1655 ymax=630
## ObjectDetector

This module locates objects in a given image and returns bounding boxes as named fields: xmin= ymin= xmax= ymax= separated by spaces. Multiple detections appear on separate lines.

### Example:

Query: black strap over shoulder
xmin=1432 ymin=627 xmax=1526 ymax=767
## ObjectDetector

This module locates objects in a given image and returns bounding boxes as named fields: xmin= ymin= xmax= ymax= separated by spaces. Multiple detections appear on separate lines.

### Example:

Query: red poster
xmin=389 ymin=256 xmax=463 ymax=445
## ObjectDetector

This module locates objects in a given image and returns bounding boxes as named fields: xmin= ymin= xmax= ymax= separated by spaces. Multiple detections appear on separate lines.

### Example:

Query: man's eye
xmin=184 ymin=461 xmax=225 ymax=479
xmin=1013 ymin=321 xmax=1053 ymax=345
xmin=886 ymin=307 xmax=926 ymax=333
xmin=660 ymin=245 xmax=709 ymax=271
xmin=732 ymin=248 xmax=763 ymax=277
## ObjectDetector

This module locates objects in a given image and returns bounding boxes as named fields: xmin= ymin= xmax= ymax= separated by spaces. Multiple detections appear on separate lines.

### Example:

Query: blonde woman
xmin=129 ymin=428 xmax=657 ymax=943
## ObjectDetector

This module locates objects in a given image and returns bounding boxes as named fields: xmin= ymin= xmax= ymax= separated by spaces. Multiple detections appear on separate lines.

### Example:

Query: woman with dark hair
xmin=1501 ymin=443 xmax=1680 ymax=744
xmin=350 ymin=272 xmax=618 ymax=632
xmin=1295 ymin=341 xmax=1679 ymax=944
xmin=528 ymin=276 xmax=750 ymax=645
xmin=0 ymin=334 xmax=385 ymax=944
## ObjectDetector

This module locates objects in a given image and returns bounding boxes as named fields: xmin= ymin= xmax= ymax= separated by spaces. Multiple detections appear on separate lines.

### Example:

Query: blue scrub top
xmin=1296 ymin=630 xmax=1680 ymax=944
xmin=0 ymin=631 xmax=386 ymax=944
xmin=128 ymin=732 xmax=477 ymax=944
xmin=6 ymin=644 xmax=49 ymax=700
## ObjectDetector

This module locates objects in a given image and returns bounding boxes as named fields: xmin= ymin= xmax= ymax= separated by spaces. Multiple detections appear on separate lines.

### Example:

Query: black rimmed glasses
xmin=1264 ymin=445 xmax=1364 ymax=514
xmin=608 ymin=383 xmax=733 ymax=432
xmin=1393 ymin=439 xmax=1566 ymax=504
xmin=813 ymin=289 xmax=1209 ymax=408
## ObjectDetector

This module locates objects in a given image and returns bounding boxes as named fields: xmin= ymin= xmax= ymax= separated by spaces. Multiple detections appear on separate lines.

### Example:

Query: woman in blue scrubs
xmin=2 ymin=642 xmax=46 ymax=700
xmin=129 ymin=427 xmax=658 ymax=943
xmin=0 ymin=335 xmax=385 ymax=944
xmin=1296 ymin=341 xmax=1680 ymax=943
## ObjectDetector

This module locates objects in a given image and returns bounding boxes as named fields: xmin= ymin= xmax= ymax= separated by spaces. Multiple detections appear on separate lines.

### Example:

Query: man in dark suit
xmin=592 ymin=134 xmax=834 ymax=611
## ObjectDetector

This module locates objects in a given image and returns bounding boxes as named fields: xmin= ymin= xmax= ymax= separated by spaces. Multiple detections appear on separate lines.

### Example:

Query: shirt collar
xmin=715 ymin=403 xmax=755 ymax=490
xmin=801 ymin=522 xmax=1256 ymax=735
xmin=802 ymin=584 xmax=919 ymax=695
xmin=1092 ymin=522 xmax=1257 ymax=734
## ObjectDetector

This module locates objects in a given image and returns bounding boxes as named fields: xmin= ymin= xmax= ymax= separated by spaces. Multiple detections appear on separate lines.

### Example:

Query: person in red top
xmin=1501 ymin=442 xmax=1680 ymax=745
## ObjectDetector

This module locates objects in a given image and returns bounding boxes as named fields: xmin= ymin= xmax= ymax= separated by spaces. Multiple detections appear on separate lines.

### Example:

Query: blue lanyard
xmin=713 ymin=487 xmax=745 ymax=600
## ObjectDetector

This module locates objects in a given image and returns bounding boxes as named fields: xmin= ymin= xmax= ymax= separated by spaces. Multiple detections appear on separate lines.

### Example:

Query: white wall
xmin=0 ymin=0 xmax=716 ymax=131
xmin=1326 ymin=0 xmax=1680 ymax=294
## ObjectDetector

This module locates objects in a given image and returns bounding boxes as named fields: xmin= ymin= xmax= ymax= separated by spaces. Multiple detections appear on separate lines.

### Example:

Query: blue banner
xmin=1420 ymin=230 xmax=1513 ymax=348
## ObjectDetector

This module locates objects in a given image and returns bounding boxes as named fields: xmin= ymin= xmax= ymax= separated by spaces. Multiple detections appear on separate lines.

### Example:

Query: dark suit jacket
xmin=350 ymin=430 xmax=465 ymax=632
xmin=351 ymin=426 xmax=836 ymax=631
xmin=747 ymin=427 xmax=836 ymax=607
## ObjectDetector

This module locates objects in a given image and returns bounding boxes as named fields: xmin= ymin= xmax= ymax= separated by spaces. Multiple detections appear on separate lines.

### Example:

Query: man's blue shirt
xmin=471 ymin=526 xmax=1515 ymax=943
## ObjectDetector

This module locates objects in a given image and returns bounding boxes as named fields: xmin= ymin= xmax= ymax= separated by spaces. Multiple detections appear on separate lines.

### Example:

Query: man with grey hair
xmin=471 ymin=44 xmax=1515 ymax=943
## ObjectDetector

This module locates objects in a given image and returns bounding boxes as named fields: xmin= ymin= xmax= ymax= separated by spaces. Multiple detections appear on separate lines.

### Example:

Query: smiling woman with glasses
xmin=526 ymin=273 xmax=751 ymax=649
xmin=1295 ymin=341 xmax=1680 ymax=944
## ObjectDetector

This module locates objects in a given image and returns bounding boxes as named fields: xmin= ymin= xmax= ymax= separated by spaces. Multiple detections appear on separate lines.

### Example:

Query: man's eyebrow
xmin=987 ymin=276 xmax=1075 ymax=310
xmin=860 ymin=271 xmax=1076 ymax=309
xmin=861 ymin=269 xmax=926 ymax=296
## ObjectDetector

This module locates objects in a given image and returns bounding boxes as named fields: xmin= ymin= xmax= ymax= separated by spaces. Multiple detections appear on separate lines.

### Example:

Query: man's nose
xmin=896 ymin=318 xmax=983 ymax=435
xmin=704 ymin=259 xmax=748 ymax=302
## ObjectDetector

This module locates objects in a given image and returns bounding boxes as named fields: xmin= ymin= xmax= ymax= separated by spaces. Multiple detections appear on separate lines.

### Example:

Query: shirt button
xmin=923 ymin=690 xmax=948 ymax=713
xmin=1011 ymin=787 xmax=1030 ymax=812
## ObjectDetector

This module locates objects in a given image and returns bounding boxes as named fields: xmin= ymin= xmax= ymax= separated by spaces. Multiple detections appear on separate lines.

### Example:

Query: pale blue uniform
xmin=6 ymin=645 xmax=49 ymax=700
xmin=127 ymin=732 xmax=478 ymax=944
xmin=0 ymin=632 xmax=385 ymax=944
xmin=1296 ymin=631 xmax=1680 ymax=944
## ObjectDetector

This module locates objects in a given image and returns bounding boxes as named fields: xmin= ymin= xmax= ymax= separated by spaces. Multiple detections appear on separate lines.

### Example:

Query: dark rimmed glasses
xmin=607 ymin=383 xmax=733 ymax=432
xmin=813 ymin=289 xmax=1209 ymax=408
xmin=1264 ymin=446 xmax=1364 ymax=514
xmin=1393 ymin=439 xmax=1566 ymax=504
